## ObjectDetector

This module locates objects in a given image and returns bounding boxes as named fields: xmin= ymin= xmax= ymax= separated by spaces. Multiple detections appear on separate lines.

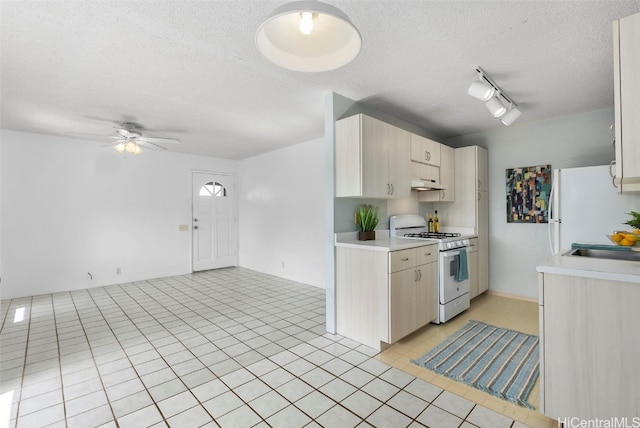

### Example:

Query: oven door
xmin=439 ymin=249 xmax=471 ymax=303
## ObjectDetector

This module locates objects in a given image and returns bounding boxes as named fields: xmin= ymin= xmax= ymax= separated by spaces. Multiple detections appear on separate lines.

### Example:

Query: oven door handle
xmin=441 ymin=249 xmax=461 ymax=258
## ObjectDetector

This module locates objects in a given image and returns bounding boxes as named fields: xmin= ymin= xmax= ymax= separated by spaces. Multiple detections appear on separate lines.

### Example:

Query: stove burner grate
xmin=404 ymin=232 xmax=462 ymax=239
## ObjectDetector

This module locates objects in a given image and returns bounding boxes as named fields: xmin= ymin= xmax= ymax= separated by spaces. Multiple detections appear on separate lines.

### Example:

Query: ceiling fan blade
xmin=138 ymin=136 xmax=181 ymax=144
xmin=137 ymin=140 xmax=168 ymax=150
xmin=67 ymin=132 xmax=113 ymax=138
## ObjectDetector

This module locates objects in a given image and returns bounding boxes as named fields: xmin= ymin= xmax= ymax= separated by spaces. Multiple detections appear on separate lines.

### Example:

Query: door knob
xmin=194 ymin=218 xmax=198 ymax=222
xmin=194 ymin=225 xmax=199 ymax=229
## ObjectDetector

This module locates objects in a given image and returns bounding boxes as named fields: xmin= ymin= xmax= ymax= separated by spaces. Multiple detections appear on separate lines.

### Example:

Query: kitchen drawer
xmin=390 ymin=248 xmax=416 ymax=273
xmin=467 ymin=238 xmax=478 ymax=253
xmin=416 ymin=245 xmax=437 ymax=265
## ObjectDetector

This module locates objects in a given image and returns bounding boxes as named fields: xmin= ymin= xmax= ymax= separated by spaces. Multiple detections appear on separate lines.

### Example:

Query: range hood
xmin=411 ymin=178 xmax=448 ymax=191
xmin=410 ymin=162 xmax=447 ymax=191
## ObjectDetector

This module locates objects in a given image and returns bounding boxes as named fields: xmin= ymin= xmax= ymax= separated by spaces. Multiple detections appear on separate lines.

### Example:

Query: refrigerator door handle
xmin=548 ymin=173 xmax=559 ymax=255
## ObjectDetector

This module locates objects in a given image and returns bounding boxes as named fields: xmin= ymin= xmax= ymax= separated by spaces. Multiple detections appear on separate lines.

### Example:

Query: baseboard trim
xmin=486 ymin=290 xmax=537 ymax=303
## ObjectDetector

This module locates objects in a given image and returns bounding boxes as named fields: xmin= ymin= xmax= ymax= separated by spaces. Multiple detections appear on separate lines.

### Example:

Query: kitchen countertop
xmin=335 ymin=236 xmax=439 ymax=252
xmin=536 ymin=249 xmax=640 ymax=283
xmin=334 ymin=230 xmax=477 ymax=252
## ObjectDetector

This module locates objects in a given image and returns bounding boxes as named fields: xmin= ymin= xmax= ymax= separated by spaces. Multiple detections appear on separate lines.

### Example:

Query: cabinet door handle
xmin=441 ymin=190 xmax=445 ymax=199
xmin=478 ymin=192 xmax=481 ymax=201
xmin=401 ymin=257 xmax=409 ymax=261
xmin=418 ymin=269 xmax=422 ymax=280
xmin=390 ymin=184 xmax=394 ymax=194
xmin=478 ymin=179 xmax=481 ymax=189
xmin=425 ymin=252 xmax=432 ymax=256
xmin=609 ymin=160 xmax=617 ymax=188
xmin=387 ymin=184 xmax=390 ymax=195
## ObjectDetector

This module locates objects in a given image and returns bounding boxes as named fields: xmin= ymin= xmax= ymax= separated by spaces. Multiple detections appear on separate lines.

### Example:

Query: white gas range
xmin=390 ymin=214 xmax=472 ymax=323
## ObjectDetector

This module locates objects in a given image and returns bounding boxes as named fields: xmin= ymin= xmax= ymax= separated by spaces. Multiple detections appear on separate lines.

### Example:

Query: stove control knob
xmin=463 ymin=239 xmax=469 ymax=246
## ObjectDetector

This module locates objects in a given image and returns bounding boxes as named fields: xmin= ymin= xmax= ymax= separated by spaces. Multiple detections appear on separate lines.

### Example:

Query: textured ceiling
xmin=1 ymin=1 xmax=639 ymax=159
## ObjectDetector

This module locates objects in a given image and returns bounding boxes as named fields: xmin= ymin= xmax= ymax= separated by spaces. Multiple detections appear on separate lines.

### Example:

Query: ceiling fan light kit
xmin=114 ymin=140 xmax=143 ymax=155
xmin=468 ymin=67 xmax=521 ymax=126
xmin=255 ymin=0 xmax=362 ymax=72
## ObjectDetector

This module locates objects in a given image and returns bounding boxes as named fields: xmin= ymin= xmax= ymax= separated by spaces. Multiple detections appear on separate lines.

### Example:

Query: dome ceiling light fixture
xmin=468 ymin=67 xmax=522 ymax=126
xmin=255 ymin=0 xmax=362 ymax=72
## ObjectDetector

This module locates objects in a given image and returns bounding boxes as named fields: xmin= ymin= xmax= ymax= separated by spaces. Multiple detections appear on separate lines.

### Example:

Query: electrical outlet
xmin=179 ymin=224 xmax=189 ymax=231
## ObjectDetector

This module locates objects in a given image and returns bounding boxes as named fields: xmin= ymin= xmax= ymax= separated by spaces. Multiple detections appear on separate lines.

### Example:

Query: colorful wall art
xmin=506 ymin=164 xmax=552 ymax=223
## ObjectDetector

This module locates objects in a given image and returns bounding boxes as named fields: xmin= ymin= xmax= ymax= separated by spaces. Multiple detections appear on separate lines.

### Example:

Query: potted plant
xmin=624 ymin=211 xmax=640 ymax=232
xmin=357 ymin=204 xmax=379 ymax=241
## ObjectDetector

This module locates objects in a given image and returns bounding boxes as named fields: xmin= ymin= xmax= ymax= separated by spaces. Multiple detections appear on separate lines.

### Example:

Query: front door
xmin=192 ymin=172 xmax=237 ymax=271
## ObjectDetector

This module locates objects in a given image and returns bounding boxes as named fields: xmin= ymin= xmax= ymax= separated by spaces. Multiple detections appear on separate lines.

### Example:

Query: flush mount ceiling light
xmin=255 ymin=0 xmax=362 ymax=72
xmin=468 ymin=67 xmax=522 ymax=126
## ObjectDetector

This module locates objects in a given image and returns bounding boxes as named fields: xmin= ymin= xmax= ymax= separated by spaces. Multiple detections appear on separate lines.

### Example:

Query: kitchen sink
xmin=565 ymin=248 xmax=640 ymax=262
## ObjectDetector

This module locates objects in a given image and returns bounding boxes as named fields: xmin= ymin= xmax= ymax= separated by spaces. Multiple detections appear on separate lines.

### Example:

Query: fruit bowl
xmin=608 ymin=231 xmax=640 ymax=247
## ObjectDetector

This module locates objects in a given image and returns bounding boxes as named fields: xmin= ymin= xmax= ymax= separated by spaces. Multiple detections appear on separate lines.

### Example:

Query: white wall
xmin=446 ymin=108 xmax=616 ymax=299
xmin=238 ymin=138 xmax=326 ymax=288
xmin=0 ymin=130 xmax=237 ymax=299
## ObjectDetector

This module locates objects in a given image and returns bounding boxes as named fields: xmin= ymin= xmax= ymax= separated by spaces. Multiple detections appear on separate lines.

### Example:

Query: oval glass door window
xmin=199 ymin=182 xmax=227 ymax=197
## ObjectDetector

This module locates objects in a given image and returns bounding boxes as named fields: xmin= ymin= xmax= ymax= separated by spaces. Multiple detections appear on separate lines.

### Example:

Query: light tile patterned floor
xmin=375 ymin=293 xmax=556 ymax=428
xmin=1 ymin=268 xmax=553 ymax=427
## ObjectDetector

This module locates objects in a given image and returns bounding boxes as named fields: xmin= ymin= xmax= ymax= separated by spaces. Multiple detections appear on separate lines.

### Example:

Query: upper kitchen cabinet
xmin=418 ymin=144 xmax=455 ymax=202
xmin=411 ymin=134 xmax=441 ymax=167
xmin=613 ymin=12 xmax=640 ymax=192
xmin=336 ymin=114 xmax=411 ymax=199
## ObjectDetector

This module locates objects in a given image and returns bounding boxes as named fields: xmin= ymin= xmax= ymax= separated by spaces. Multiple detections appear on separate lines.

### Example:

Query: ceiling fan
xmin=71 ymin=121 xmax=182 ymax=155
xmin=105 ymin=122 xmax=181 ymax=155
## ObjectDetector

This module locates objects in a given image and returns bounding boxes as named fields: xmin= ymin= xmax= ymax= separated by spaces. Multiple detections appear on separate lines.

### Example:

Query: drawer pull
xmin=401 ymin=257 xmax=409 ymax=261
xmin=425 ymin=252 xmax=432 ymax=256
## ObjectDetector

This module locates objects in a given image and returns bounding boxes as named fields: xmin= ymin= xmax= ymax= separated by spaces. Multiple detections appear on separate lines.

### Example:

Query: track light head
xmin=501 ymin=106 xmax=522 ymax=126
xmin=468 ymin=80 xmax=495 ymax=101
xmin=485 ymin=96 xmax=507 ymax=118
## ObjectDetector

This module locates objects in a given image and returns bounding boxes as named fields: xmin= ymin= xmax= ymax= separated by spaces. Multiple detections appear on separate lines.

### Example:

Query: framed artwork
xmin=506 ymin=164 xmax=552 ymax=223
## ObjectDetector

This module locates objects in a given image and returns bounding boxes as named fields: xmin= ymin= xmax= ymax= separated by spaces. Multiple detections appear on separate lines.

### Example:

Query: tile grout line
xmin=67 ymin=289 xmax=120 ymax=427
xmin=10 ymin=296 xmax=32 ymax=427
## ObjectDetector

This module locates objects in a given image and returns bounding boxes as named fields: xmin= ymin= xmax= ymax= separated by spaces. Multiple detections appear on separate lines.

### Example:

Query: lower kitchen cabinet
xmin=538 ymin=272 xmax=640 ymax=419
xmin=389 ymin=247 xmax=438 ymax=343
xmin=389 ymin=268 xmax=416 ymax=342
xmin=415 ymin=260 xmax=437 ymax=326
xmin=336 ymin=244 xmax=438 ymax=350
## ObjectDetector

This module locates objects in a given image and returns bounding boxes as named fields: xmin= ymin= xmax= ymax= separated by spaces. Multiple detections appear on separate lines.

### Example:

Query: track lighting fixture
xmin=468 ymin=67 xmax=521 ymax=126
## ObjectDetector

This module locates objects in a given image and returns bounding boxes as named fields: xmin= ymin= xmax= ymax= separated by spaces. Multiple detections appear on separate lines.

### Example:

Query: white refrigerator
xmin=548 ymin=165 xmax=640 ymax=255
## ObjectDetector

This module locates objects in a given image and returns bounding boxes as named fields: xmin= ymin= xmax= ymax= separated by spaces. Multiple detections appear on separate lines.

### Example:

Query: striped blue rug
xmin=411 ymin=320 xmax=539 ymax=409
